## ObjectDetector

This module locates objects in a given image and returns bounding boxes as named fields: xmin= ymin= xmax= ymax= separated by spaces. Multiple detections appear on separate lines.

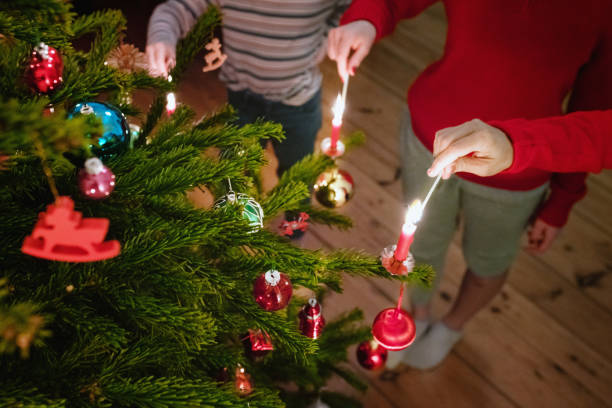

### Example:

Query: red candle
xmin=394 ymin=223 xmax=416 ymax=261
xmin=393 ymin=200 xmax=423 ymax=261
xmin=330 ymin=123 xmax=341 ymax=151
xmin=330 ymin=94 xmax=344 ymax=151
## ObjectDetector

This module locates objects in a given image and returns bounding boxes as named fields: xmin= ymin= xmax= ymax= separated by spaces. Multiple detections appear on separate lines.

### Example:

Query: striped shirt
xmin=148 ymin=0 xmax=351 ymax=105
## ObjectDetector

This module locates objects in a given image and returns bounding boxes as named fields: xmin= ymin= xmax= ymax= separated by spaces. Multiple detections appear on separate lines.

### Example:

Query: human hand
xmin=146 ymin=42 xmax=176 ymax=78
xmin=427 ymin=119 xmax=514 ymax=179
xmin=526 ymin=218 xmax=561 ymax=253
xmin=327 ymin=20 xmax=376 ymax=80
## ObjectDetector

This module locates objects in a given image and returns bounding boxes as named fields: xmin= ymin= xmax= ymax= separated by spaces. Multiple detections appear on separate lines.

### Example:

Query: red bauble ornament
xmin=21 ymin=196 xmax=120 ymax=262
xmin=234 ymin=365 xmax=253 ymax=396
xmin=243 ymin=329 xmax=274 ymax=359
xmin=356 ymin=339 xmax=388 ymax=370
xmin=78 ymin=158 xmax=116 ymax=199
xmin=253 ymin=270 xmax=292 ymax=311
xmin=26 ymin=42 xmax=63 ymax=94
xmin=371 ymin=307 xmax=415 ymax=351
xmin=299 ymin=298 xmax=325 ymax=339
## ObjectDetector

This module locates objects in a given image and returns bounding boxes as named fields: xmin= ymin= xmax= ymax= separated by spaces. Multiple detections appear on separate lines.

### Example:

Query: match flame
xmin=331 ymin=93 xmax=344 ymax=126
xmin=404 ymin=199 xmax=423 ymax=227
xmin=166 ymin=92 xmax=176 ymax=114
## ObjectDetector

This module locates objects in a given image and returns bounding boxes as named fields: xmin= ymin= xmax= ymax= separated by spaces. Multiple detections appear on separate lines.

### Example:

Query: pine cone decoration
xmin=106 ymin=43 xmax=147 ymax=73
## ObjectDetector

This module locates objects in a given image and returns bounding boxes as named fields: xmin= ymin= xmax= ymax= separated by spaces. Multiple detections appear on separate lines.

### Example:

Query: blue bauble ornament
xmin=68 ymin=102 xmax=130 ymax=159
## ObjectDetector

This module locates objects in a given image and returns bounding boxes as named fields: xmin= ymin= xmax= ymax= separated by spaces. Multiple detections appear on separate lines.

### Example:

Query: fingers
xmin=441 ymin=163 xmax=455 ymax=179
xmin=538 ymin=230 xmax=556 ymax=252
xmin=526 ymin=221 xmax=545 ymax=253
xmin=433 ymin=119 xmax=482 ymax=157
xmin=428 ymin=133 xmax=481 ymax=177
xmin=526 ymin=219 xmax=559 ymax=253
xmin=347 ymin=42 xmax=371 ymax=76
xmin=327 ymin=27 xmax=349 ymax=78
xmin=146 ymin=45 xmax=157 ymax=75
xmin=334 ymin=34 xmax=352 ymax=80
xmin=327 ymin=28 xmax=339 ymax=61
xmin=146 ymin=43 xmax=175 ymax=78
xmin=328 ymin=21 xmax=376 ymax=80
xmin=429 ymin=119 xmax=514 ymax=179
xmin=452 ymin=156 xmax=493 ymax=177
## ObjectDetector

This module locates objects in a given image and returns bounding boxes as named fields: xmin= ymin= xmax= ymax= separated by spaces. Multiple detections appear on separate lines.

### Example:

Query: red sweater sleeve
xmin=493 ymin=19 xmax=612 ymax=227
xmin=491 ymin=110 xmax=612 ymax=174
xmin=340 ymin=0 xmax=439 ymax=40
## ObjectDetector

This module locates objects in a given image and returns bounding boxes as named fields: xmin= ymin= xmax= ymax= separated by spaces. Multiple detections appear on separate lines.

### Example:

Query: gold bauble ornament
xmin=314 ymin=168 xmax=354 ymax=208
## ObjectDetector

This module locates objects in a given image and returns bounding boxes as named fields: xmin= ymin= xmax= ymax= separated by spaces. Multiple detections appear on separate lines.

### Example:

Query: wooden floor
xmin=134 ymin=3 xmax=612 ymax=407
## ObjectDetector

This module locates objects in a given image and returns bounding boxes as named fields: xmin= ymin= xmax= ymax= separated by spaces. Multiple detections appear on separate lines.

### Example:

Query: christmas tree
xmin=0 ymin=2 xmax=432 ymax=407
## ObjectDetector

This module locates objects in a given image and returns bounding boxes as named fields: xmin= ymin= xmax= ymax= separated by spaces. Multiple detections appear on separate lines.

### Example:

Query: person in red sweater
xmin=328 ymin=0 xmax=612 ymax=369
xmin=428 ymin=110 xmax=612 ymax=177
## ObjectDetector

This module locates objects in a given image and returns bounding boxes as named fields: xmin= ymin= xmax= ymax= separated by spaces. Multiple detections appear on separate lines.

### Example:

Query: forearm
xmin=340 ymin=0 xmax=438 ymax=40
xmin=147 ymin=0 xmax=207 ymax=46
xmin=537 ymin=172 xmax=587 ymax=227
xmin=491 ymin=110 xmax=612 ymax=174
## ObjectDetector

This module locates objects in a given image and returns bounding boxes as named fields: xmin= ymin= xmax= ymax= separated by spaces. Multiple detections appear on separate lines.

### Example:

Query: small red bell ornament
xmin=78 ymin=158 xmax=116 ymax=199
xmin=299 ymin=298 xmax=325 ymax=339
xmin=371 ymin=307 xmax=416 ymax=351
xmin=243 ymin=329 xmax=274 ymax=359
xmin=253 ymin=270 xmax=293 ymax=311
xmin=26 ymin=42 xmax=63 ymax=94
xmin=356 ymin=339 xmax=388 ymax=370
xmin=234 ymin=365 xmax=253 ymax=396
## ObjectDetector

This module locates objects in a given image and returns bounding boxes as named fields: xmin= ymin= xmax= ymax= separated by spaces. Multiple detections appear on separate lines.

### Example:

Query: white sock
xmin=385 ymin=319 xmax=430 ymax=370
xmin=402 ymin=321 xmax=462 ymax=370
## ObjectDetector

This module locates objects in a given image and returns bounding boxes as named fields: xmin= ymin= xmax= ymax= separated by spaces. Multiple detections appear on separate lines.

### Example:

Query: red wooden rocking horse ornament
xmin=21 ymin=196 xmax=120 ymax=262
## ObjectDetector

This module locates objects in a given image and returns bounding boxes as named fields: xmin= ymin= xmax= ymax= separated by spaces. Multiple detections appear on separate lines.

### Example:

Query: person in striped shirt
xmin=147 ymin=0 xmax=351 ymax=175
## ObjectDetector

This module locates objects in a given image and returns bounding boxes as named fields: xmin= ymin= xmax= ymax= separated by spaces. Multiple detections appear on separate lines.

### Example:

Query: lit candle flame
xmin=331 ymin=93 xmax=344 ymax=126
xmin=403 ymin=199 xmax=423 ymax=231
xmin=166 ymin=92 xmax=176 ymax=114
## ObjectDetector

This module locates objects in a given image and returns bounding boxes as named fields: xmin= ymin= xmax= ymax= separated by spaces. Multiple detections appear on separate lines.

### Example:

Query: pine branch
xmin=342 ymin=130 xmax=366 ymax=153
xmin=0 ymin=98 xmax=99 ymax=156
xmin=262 ymin=181 xmax=310 ymax=220
xmin=278 ymin=154 xmax=335 ymax=189
xmin=195 ymin=104 xmax=237 ymax=129
xmin=0 ymin=8 xmax=72 ymax=49
xmin=297 ymin=204 xmax=353 ymax=230
xmin=324 ymin=250 xmax=435 ymax=287
xmin=156 ymin=120 xmax=284 ymax=152
xmin=330 ymin=364 xmax=368 ymax=393
xmin=0 ymin=384 xmax=66 ymax=408
xmin=139 ymin=93 xmax=166 ymax=143
xmin=105 ymin=290 xmax=218 ymax=350
xmin=101 ymin=376 xmax=283 ymax=408
xmin=171 ymin=6 xmax=221 ymax=82
xmin=58 ymin=305 xmax=129 ymax=352
xmin=0 ymin=279 xmax=50 ymax=358
xmin=84 ymin=9 xmax=125 ymax=69
xmin=0 ymin=0 xmax=72 ymax=16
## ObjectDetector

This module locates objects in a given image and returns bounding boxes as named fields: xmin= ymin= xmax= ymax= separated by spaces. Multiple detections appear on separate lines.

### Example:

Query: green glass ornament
xmin=214 ymin=190 xmax=264 ymax=232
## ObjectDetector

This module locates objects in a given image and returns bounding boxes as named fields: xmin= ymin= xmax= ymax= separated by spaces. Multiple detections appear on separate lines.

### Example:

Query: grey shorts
xmin=400 ymin=109 xmax=548 ymax=304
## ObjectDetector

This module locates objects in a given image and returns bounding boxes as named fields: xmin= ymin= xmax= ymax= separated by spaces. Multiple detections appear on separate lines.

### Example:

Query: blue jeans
xmin=227 ymin=88 xmax=322 ymax=175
